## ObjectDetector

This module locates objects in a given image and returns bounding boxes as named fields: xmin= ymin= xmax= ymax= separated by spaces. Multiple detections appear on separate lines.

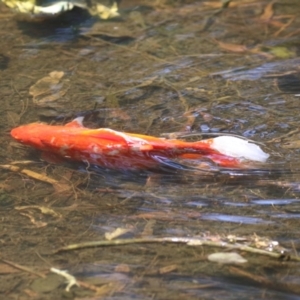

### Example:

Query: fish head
xmin=11 ymin=123 xmax=48 ymax=149
xmin=10 ymin=117 xmax=89 ymax=156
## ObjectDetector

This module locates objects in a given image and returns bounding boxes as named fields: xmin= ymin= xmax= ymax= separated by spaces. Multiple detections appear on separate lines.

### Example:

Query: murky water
xmin=2 ymin=0 xmax=300 ymax=299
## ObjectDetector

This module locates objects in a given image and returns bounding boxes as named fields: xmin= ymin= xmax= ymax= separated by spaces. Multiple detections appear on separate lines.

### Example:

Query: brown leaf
xmin=15 ymin=205 xmax=61 ymax=218
xmin=268 ymin=20 xmax=285 ymax=28
xmin=141 ymin=220 xmax=156 ymax=237
xmin=115 ymin=264 xmax=131 ymax=273
xmin=130 ymin=210 xmax=201 ymax=221
xmin=130 ymin=211 xmax=176 ymax=221
xmin=19 ymin=212 xmax=47 ymax=228
xmin=23 ymin=289 xmax=39 ymax=298
xmin=281 ymin=140 xmax=300 ymax=149
xmin=29 ymin=71 xmax=69 ymax=106
xmin=202 ymin=1 xmax=255 ymax=9
xmin=109 ymin=109 xmax=131 ymax=121
xmin=215 ymin=40 xmax=248 ymax=53
xmin=0 ymin=263 xmax=20 ymax=274
xmin=159 ymin=264 xmax=177 ymax=274
xmin=105 ymin=228 xmax=132 ymax=240
xmin=260 ymin=1 xmax=274 ymax=22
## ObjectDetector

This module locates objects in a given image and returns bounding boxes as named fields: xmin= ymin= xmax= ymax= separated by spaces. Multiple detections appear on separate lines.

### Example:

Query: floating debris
xmin=208 ymin=252 xmax=248 ymax=264
xmin=1 ymin=0 xmax=120 ymax=19
xmin=50 ymin=267 xmax=79 ymax=292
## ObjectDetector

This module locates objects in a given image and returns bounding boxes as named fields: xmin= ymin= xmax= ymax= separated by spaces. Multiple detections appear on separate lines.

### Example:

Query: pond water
xmin=2 ymin=0 xmax=300 ymax=299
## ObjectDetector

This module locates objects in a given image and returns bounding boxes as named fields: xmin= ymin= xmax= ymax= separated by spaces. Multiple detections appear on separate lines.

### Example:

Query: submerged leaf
xmin=215 ymin=40 xmax=248 ymax=53
xmin=105 ymin=228 xmax=132 ymax=240
xmin=260 ymin=1 xmax=274 ymax=22
xmin=93 ymin=2 xmax=119 ymax=19
xmin=282 ymin=140 xmax=300 ymax=149
xmin=29 ymin=71 xmax=69 ymax=106
xmin=269 ymin=46 xmax=295 ymax=59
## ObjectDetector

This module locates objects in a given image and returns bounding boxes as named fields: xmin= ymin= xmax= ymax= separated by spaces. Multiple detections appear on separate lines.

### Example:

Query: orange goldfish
xmin=10 ymin=117 xmax=269 ymax=170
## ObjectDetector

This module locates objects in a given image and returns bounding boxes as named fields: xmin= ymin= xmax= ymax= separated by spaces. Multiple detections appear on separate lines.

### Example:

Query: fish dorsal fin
xmin=65 ymin=117 xmax=85 ymax=128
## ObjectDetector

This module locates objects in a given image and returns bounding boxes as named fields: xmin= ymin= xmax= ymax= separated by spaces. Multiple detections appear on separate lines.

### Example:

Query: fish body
xmin=10 ymin=117 xmax=269 ymax=170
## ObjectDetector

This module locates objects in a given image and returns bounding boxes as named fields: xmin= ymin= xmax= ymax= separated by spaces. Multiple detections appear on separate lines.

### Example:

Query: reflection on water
xmin=201 ymin=214 xmax=273 ymax=224
xmin=251 ymin=199 xmax=300 ymax=205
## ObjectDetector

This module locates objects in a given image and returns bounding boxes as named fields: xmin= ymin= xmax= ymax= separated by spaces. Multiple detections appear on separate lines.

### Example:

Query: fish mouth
xmin=10 ymin=128 xmax=18 ymax=139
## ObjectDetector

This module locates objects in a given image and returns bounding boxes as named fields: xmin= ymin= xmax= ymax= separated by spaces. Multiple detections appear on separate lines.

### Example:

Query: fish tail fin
xmin=183 ymin=136 xmax=269 ymax=167
xmin=196 ymin=136 xmax=269 ymax=163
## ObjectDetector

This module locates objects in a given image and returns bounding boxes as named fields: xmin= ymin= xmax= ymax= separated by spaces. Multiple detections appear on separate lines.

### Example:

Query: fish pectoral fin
xmin=41 ymin=151 xmax=65 ymax=164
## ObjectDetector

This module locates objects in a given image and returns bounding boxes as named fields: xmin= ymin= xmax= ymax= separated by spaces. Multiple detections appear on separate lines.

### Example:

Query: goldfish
xmin=10 ymin=117 xmax=269 ymax=170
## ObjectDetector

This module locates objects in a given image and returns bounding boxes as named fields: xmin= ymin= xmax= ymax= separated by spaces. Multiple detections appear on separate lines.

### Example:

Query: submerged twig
xmin=0 ymin=164 xmax=59 ymax=185
xmin=0 ymin=258 xmax=45 ymax=278
xmin=54 ymin=236 xmax=299 ymax=261
xmin=0 ymin=164 xmax=70 ymax=192
xmin=15 ymin=205 xmax=61 ymax=219
xmin=50 ymin=267 xmax=125 ymax=295
xmin=10 ymin=160 xmax=38 ymax=165
xmin=266 ymin=128 xmax=300 ymax=143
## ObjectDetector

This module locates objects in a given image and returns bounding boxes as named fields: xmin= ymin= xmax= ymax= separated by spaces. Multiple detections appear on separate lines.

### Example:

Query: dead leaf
xmin=282 ymin=140 xmax=300 ymax=149
xmin=130 ymin=211 xmax=176 ymax=221
xmin=15 ymin=205 xmax=61 ymax=218
xmin=202 ymin=1 xmax=256 ymax=9
xmin=29 ymin=71 xmax=69 ymax=106
xmin=130 ymin=210 xmax=201 ymax=221
xmin=215 ymin=40 xmax=248 ymax=53
xmin=94 ymin=2 xmax=119 ymax=19
xmin=159 ymin=264 xmax=177 ymax=274
xmin=141 ymin=220 xmax=156 ymax=237
xmin=105 ymin=228 xmax=132 ymax=240
xmin=260 ymin=1 xmax=274 ymax=22
xmin=115 ymin=264 xmax=131 ymax=273
xmin=109 ymin=109 xmax=131 ymax=121
xmin=49 ymin=71 xmax=64 ymax=80
xmin=79 ymin=281 xmax=125 ymax=297
xmin=19 ymin=212 xmax=47 ymax=228
xmin=23 ymin=289 xmax=39 ymax=298
xmin=0 ymin=263 xmax=20 ymax=274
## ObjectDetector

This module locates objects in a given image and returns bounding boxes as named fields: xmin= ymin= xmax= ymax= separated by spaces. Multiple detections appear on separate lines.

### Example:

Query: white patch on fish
xmin=105 ymin=129 xmax=152 ymax=150
xmin=107 ymin=150 xmax=119 ymax=156
xmin=88 ymin=144 xmax=102 ymax=154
